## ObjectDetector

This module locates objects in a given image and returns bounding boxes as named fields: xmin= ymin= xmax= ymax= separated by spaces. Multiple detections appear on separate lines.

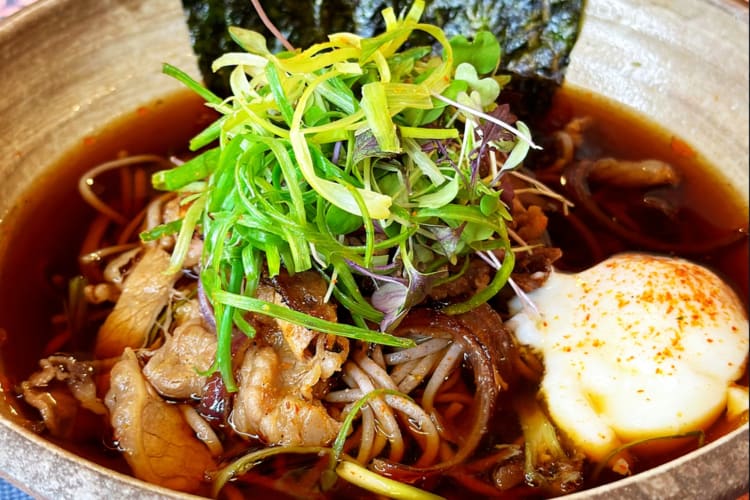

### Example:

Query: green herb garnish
xmin=158 ymin=0 xmax=534 ymax=391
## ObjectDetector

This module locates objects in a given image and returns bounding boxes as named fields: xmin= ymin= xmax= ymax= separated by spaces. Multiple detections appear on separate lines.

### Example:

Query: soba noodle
xmin=4 ymin=3 xmax=747 ymax=499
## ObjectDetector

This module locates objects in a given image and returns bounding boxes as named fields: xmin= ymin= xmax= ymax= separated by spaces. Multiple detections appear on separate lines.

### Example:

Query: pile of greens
xmin=148 ymin=0 xmax=582 ymax=391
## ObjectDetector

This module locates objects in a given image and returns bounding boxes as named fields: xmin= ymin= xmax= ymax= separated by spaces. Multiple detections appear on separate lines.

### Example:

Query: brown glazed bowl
xmin=0 ymin=0 xmax=747 ymax=498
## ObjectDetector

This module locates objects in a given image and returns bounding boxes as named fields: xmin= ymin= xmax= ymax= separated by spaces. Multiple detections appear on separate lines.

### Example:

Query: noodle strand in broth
xmin=1 ymin=4 xmax=747 ymax=499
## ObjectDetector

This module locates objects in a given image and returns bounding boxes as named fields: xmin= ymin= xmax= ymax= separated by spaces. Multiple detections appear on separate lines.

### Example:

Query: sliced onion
xmin=370 ymin=307 xmax=500 ymax=482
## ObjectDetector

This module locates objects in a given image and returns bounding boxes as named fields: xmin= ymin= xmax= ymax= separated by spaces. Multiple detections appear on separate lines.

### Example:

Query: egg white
xmin=506 ymin=253 xmax=749 ymax=462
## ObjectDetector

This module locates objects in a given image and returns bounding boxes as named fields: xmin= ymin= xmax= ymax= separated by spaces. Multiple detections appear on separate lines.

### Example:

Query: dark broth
xmin=0 ymin=92 xmax=215 ymax=374
xmin=529 ymin=86 xmax=748 ymax=303
xmin=0 ymin=87 xmax=747 ymax=495
xmin=0 ymin=91 xmax=215 ymax=470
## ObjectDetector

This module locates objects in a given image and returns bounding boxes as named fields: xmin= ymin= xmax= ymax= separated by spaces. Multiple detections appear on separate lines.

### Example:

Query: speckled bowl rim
xmin=0 ymin=0 xmax=747 ymax=498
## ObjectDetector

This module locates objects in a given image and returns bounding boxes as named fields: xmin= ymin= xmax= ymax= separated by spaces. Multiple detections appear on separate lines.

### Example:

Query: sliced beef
xmin=105 ymin=349 xmax=214 ymax=493
xmin=510 ymin=246 xmax=562 ymax=292
xmin=231 ymin=277 xmax=348 ymax=447
xmin=94 ymin=248 xmax=179 ymax=358
xmin=231 ymin=344 xmax=342 ymax=446
xmin=143 ymin=319 xmax=216 ymax=400
xmin=20 ymin=355 xmax=107 ymax=438
xmin=268 ymin=269 xmax=338 ymax=360
xmin=429 ymin=258 xmax=492 ymax=302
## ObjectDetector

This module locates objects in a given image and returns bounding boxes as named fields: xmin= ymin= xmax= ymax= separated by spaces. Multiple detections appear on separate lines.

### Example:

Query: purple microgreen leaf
xmin=372 ymin=262 xmax=436 ymax=332
xmin=345 ymin=259 xmax=404 ymax=284
xmin=371 ymin=281 xmax=409 ymax=331
xmin=480 ymin=104 xmax=518 ymax=143
xmin=423 ymin=223 xmax=465 ymax=260
xmin=352 ymin=129 xmax=399 ymax=166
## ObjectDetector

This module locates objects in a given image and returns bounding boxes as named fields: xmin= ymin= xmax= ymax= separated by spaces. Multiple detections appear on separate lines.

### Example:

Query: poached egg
xmin=506 ymin=253 xmax=749 ymax=463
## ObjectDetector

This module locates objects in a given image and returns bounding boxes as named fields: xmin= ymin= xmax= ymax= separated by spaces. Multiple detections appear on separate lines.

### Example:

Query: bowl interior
xmin=0 ymin=0 xmax=747 ymax=498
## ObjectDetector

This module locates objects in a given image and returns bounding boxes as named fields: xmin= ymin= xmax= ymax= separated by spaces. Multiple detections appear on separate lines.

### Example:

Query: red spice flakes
xmin=670 ymin=333 xmax=684 ymax=350
xmin=640 ymin=288 xmax=655 ymax=303
xmin=615 ymin=291 xmax=629 ymax=308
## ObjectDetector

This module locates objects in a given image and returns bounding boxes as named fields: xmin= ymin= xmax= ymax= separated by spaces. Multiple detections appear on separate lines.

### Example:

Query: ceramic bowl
xmin=0 ymin=0 xmax=747 ymax=498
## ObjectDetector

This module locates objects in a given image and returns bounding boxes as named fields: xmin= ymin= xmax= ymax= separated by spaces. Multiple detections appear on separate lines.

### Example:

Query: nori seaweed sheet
xmin=181 ymin=0 xmax=584 ymax=114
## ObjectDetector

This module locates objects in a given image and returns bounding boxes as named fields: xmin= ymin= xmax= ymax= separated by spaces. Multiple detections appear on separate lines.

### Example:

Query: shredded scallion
xmin=156 ymin=0 xmax=534 ymax=391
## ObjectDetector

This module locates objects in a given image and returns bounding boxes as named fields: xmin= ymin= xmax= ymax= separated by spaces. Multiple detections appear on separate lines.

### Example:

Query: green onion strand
xmin=156 ymin=0 xmax=529 ymax=393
